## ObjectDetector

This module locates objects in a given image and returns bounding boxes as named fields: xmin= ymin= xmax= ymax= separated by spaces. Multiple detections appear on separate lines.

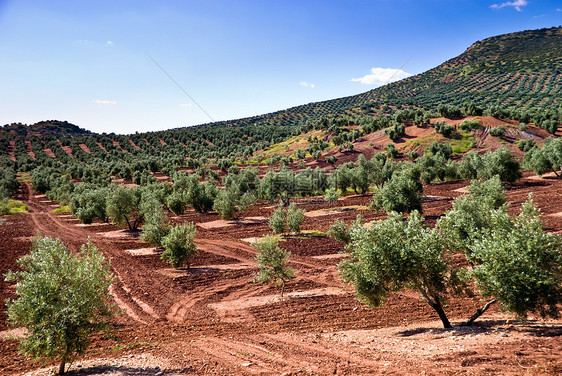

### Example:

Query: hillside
xmin=182 ymin=26 xmax=562 ymax=129
xmin=3 ymin=27 xmax=560 ymax=141
xmin=0 ymin=120 xmax=90 ymax=138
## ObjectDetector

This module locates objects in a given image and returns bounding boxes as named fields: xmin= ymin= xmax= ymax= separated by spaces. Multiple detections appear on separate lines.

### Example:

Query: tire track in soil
xmin=22 ymin=182 xmax=165 ymax=325
xmin=168 ymin=238 xmax=341 ymax=323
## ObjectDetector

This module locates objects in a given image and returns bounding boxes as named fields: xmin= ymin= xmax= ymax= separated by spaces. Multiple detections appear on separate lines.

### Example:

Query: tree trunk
xmin=418 ymin=286 xmax=452 ymax=329
xmin=280 ymin=280 xmax=285 ymax=300
xmin=430 ymin=298 xmax=452 ymax=329
xmin=463 ymin=299 xmax=497 ymax=326
xmin=58 ymin=358 xmax=66 ymax=375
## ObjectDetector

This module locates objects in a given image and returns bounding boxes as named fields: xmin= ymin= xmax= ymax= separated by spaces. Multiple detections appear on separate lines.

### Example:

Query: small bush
xmin=269 ymin=207 xmax=287 ymax=234
xmin=489 ymin=126 xmax=506 ymax=137
xmin=286 ymin=204 xmax=305 ymax=234
xmin=459 ymin=119 xmax=480 ymax=131
xmin=324 ymin=188 xmax=340 ymax=205
xmin=327 ymin=219 xmax=351 ymax=244
xmin=0 ymin=199 xmax=28 ymax=215
xmin=161 ymin=223 xmax=198 ymax=269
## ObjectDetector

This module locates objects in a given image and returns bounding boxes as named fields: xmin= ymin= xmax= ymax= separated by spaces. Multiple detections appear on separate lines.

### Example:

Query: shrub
xmin=489 ymin=126 xmax=506 ymax=137
xmin=324 ymin=188 xmax=340 ymax=205
xmin=269 ymin=207 xmax=287 ymax=234
xmin=161 ymin=223 xmax=198 ymax=269
xmin=286 ymin=204 xmax=305 ymax=234
xmin=327 ymin=219 xmax=351 ymax=244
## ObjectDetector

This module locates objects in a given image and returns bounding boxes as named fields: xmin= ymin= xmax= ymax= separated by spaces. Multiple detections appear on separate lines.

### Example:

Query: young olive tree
xmin=253 ymin=235 xmax=296 ymax=299
xmin=5 ymin=236 xmax=116 ymax=375
xmin=161 ymin=223 xmax=198 ymax=269
xmin=286 ymin=204 xmax=305 ymax=234
xmin=370 ymin=167 xmax=423 ymax=214
xmin=140 ymin=193 xmax=170 ymax=247
xmin=269 ymin=207 xmax=287 ymax=234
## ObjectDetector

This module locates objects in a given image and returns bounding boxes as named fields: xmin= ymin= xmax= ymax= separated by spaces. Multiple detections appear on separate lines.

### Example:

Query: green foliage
xmin=370 ymin=167 xmax=423 ymax=214
xmin=327 ymin=219 xmax=352 ymax=244
xmin=325 ymin=155 xmax=337 ymax=166
xmin=286 ymin=204 xmax=305 ymax=234
xmin=437 ymin=176 xmax=506 ymax=258
xmin=106 ymin=185 xmax=143 ymax=230
xmin=324 ymin=188 xmax=340 ymax=204
xmin=253 ymin=235 xmax=295 ymax=298
xmin=185 ymin=175 xmax=217 ymax=213
xmin=213 ymin=189 xmax=236 ymax=220
xmin=434 ymin=120 xmax=455 ymax=137
xmin=385 ymin=143 xmax=398 ymax=159
xmin=166 ymin=192 xmax=186 ymax=215
xmin=517 ymin=139 xmax=536 ymax=152
xmin=70 ymin=184 xmax=109 ymax=224
xmin=269 ymin=207 xmax=287 ymax=234
xmin=140 ymin=193 xmax=170 ymax=247
xmin=429 ymin=141 xmax=452 ymax=159
xmin=523 ymin=137 xmax=562 ymax=177
xmin=471 ymin=197 xmax=562 ymax=320
xmin=417 ymin=153 xmax=458 ymax=184
xmin=459 ymin=119 xmax=480 ymax=131
xmin=53 ymin=205 xmax=70 ymax=213
xmin=5 ymin=236 xmax=115 ymax=374
xmin=161 ymin=223 xmax=198 ymax=269
xmin=459 ymin=148 xmax=521 ymax=183
xmin=339 ymin=211 xmax=454 ymax=328
xmin=0 ymin=199 xmax=28 ymax=215
xmin=489 ymin=126 xmax=506 ymax=137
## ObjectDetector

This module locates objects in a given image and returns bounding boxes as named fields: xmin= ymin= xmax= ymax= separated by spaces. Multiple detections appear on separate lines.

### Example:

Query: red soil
xmin=1 ymin=175 xmax=562 ymax=375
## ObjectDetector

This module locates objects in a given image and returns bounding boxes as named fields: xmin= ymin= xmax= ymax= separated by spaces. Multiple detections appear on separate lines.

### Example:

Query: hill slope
xmin=190 ymin=26 xmax=562 ymax=129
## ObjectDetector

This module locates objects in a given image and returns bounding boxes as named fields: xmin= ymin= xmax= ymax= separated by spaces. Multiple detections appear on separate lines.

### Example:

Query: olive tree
xmin=286 ymin=204 xmax=305 ymax=234
xmin=340 ymin=211 xmax=456 ymax=328
xmin=469 ymin=197 xmax=562 ymax=322
xmin=253 ymin=235 xmax=296 ymax=299
xmin=370 ymin=167 xmax=423 ymax=214
xmin=161 ymin=223 xmax=198 ymax=269
xmin=5 ymin=236 xmax=115 ymax=374
xmin=523 ymin=137 xmax=562 ymax=177
xmin=106 ymin=185 xmax=143 ymax=231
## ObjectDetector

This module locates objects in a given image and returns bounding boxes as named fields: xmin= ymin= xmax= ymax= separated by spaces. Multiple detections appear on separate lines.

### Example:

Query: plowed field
xmin=1 ymin=176 xmax=561 ymax=375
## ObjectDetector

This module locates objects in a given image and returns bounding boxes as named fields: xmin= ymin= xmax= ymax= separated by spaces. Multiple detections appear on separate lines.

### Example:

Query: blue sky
xmin=0 ymin=0 xmax=561 ymax=134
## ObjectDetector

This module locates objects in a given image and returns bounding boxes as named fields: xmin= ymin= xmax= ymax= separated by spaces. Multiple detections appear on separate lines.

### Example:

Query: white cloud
xmin=351 ymin=67 xmax=412 ymax=86
xmin=490 ymin=0 xmax=528 ymax=11
xmin=300 ymin=81 xmax=315 ymax=88
xmin=557 ymin=8 xmax=562 ymax=12
xmin=94 ymin=99 xmax=117 ymax=105
xmin=179 ymin=103 xmax=193 ymax=107
xmin=107 ymin=40 xmax=113 ymax=46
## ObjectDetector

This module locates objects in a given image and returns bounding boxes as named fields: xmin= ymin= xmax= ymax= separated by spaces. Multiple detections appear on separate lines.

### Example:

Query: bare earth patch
xmin=123 ymin=248 xmax=160 ymax=256
xmin=312 ymin=253 xmax=349 ymax=260
xmin=453 ymin=186 xmax=469 ymax=193
xmin=197 ymin=216 xmax=267 ymax=229
xmin=75 ymin=222 xmax=110 ymax=227
xmin=526 ymin=171 xmax=559 ymax=180
xmin=305 ymin=205 xmax=368 ymax=218
xmin=97 ymin=229 xmax=138 ymax=238
xmin=208 ymin=287 xmax=347 ymax=313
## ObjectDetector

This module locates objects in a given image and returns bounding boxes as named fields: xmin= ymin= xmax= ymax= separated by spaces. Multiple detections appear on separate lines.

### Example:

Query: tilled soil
xmin=1 ymin=177 xmax=562 ymax=375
